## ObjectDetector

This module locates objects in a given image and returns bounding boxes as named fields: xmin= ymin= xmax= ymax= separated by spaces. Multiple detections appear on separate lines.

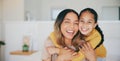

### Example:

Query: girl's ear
xmin=94 ymin=23 xmax=98 ymax=28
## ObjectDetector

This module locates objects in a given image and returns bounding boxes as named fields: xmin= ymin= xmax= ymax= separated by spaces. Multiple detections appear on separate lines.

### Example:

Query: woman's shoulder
xmin=44 ymin=32 xmax=61 ymax=48
xmin=44 ymin=36 xmax=55 ymax=47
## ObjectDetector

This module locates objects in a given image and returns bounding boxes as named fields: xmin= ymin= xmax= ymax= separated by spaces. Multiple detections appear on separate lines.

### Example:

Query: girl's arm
xmin=80 ymin=42 xmax=97 ymax=61
xmin=88 ymin=30 xmax=101 ymax=49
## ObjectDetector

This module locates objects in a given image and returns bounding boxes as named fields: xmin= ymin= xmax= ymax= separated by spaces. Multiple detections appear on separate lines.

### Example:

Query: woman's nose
xmin=70 ymin=24 xmax=74 ymax=28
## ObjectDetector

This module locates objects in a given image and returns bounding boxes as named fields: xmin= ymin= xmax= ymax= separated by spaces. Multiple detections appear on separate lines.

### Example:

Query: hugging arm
xmin=80 ymin=42 xmax=97 ymax=61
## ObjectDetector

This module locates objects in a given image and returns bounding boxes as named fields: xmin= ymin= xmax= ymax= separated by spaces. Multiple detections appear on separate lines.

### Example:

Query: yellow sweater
xmin=50 ymin=29 xmax=106 ymax=61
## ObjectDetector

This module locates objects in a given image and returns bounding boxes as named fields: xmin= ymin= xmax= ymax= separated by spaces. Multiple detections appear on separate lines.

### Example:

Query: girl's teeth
xmin=82 ymin=28 xmax=87 ymax=31
xmin=83 ymin=29 xmax=86 ymax=31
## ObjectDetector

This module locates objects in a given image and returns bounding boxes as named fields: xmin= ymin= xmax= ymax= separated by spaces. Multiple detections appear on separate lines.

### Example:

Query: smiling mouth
xmin=81 ymin=28 xmax=88 ymax=32
xmin=66 ymin=30 xmax=74 ymax=35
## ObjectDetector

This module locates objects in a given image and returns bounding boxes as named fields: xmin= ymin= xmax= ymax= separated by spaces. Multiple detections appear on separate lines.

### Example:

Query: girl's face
xmin=61 ymin=12 xmax=79 ymax=41
xmin=79 ymin=11 xmax=97 ymax=36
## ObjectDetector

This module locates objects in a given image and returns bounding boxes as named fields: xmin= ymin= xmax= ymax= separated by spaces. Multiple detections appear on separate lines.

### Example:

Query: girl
xmin=78 ymin=8 xmax=107 ymax=61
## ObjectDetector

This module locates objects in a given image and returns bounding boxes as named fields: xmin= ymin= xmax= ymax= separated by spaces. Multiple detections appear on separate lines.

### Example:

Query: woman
xmin=42 ymin=9 xmax=96 ymax=61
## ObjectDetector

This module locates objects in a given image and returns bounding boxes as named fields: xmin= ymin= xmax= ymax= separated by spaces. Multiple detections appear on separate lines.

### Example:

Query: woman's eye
xmin=64 ymin=21 xmax=70 ymax=24
xmin=88 ymin=21 xmax=92 ymax=23
xmin=74 ymin=22 xmax=79 ymax=25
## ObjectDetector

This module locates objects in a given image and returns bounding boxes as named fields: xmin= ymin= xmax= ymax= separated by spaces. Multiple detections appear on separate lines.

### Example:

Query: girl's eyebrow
xmin=89 ymin=19 xmax=94 ymax=21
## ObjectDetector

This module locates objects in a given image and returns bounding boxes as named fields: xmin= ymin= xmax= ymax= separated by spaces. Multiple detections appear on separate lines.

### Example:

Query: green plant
xmin=0 ymin=41 xmax=5 ymax=46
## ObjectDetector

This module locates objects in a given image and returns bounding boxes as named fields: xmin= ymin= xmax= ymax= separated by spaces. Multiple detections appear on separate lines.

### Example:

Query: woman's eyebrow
xmin=64 ymin=18 xmax=70 ymax=20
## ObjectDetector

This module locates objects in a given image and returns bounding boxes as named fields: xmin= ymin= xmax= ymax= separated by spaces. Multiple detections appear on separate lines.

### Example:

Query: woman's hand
xmin=80 ymin=42 xmax=97 ymax=61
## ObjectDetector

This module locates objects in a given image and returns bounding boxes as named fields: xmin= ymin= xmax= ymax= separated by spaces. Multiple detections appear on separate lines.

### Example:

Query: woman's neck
xmin=65 ymin=38 xmax=72 ymax=46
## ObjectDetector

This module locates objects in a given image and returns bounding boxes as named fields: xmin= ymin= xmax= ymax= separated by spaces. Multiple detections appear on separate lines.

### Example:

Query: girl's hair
xmin=54 ymin=9 xmax=79 ymax=48
xmin=79 ymin=8 xmax=104 ymax=49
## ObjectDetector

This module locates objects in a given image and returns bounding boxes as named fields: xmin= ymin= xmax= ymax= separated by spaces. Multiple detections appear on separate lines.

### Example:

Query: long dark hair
xmin=54 ymin=9 xmax=79 ymax=47
xmin=79 ymin=8 xmax=104 ymax=49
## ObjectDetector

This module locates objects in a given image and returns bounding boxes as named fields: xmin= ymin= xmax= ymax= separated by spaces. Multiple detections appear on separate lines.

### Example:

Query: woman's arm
xmin=42 ymin=37 xmax=55 ymax=61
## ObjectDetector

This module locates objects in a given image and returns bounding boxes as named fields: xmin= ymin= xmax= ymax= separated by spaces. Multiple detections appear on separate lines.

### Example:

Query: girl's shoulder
xmin=91 ymin=29 xmax=101 ymax=37
xmin=86 ymin=29 xmax=101 ymax=41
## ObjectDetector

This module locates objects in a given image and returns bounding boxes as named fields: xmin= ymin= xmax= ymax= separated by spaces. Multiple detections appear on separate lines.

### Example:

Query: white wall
xmin=4 ymin=21 xmax=120 ymax=61
xmin=4 ymin=21 xmax=54 ymax=61
xmin=25 ymin=0 xmax=120 ymax=20
xmin=0 ymin=0 xmax=2 ymax=40
xmin=2 ymin=0 xmax=24 ymax=21
xmin=0 ymin=1 xmax=5 ymax=61
xmin=102 ymin=7 xmax=119 ymax=20
xmin=99 ymin=21 xmax=120 ymax=61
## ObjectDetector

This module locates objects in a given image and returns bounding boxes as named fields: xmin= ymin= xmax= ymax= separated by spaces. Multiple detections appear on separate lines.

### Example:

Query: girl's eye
xmin=88 ymin=21 xmax=92 ymax=23
xmin=88 ymin=19 xmax=94 ymax=24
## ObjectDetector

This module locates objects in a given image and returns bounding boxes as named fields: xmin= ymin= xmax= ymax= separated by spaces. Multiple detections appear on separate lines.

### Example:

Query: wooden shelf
xmin=10 ymin=50 xmax=36 ymax=55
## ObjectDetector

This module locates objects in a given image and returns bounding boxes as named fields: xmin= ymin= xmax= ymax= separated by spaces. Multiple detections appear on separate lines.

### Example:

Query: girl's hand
xmin=80 ymin=42 xmax=97 ymax=61
xmin=57 ymin=47 xmax=78 ymax=61
xmin=47 ymin=46 xmax=60 ymax=55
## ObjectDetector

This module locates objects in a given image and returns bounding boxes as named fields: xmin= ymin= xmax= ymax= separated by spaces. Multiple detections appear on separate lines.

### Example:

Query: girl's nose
xmin=82 ymin=23 xmax=88 ymax=28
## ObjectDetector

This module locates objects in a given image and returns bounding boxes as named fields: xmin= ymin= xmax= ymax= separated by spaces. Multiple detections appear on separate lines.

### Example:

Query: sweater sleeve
xmin=85 ymin=29 xmax=101 ymax=49
xmin=41 ymin=37 xmax=55 ymax=60
xmin=89 ymin=33 xmax=101 ymax=49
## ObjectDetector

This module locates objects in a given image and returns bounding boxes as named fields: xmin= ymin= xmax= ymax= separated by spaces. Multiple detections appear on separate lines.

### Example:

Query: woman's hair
xmin=54 ymin=9 xmax=79 ymax=48
xmin=78 ymin=8 xmax=104 ymax=49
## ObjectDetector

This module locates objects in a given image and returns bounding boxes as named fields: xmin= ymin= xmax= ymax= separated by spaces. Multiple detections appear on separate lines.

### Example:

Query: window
xmin=101 ymin=6 xmax=120 ymax=20
xmin=51 ymin=9 xmax=64 ymax=20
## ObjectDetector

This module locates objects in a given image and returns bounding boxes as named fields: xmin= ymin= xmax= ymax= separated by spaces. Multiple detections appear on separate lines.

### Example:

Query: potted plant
xmin=0 ymin=41 xmax=5 ymax=61
xmin=0 ymin=41 xmax=5 ymax=47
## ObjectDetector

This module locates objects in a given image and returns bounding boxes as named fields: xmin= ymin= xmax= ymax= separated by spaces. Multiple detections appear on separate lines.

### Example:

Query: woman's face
xmin=61 ymin=12 xmax=79 ymax=40
xmin=79 ymin=11 xmax=97 ymax=36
